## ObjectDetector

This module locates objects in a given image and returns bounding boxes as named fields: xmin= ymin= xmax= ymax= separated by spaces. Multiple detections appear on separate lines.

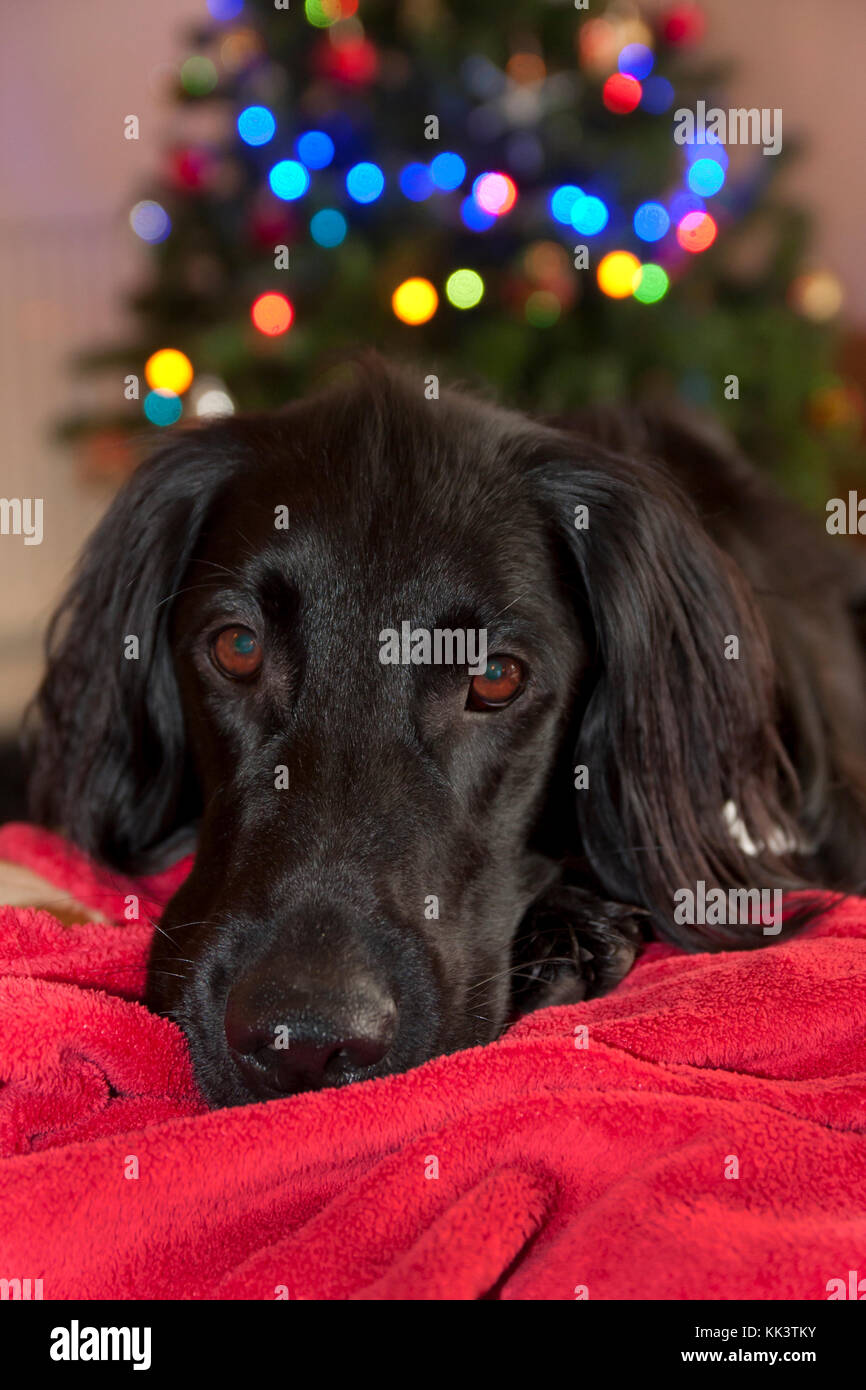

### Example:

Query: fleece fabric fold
xmin=0 ymin=822 xmax=864 ymax=1300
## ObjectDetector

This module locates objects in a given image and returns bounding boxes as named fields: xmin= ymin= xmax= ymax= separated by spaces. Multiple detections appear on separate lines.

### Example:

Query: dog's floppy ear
xmin=27 ymin=434 xmax=236 ymax=872
xmin=532 ymin=446 xmax=804 ymax=948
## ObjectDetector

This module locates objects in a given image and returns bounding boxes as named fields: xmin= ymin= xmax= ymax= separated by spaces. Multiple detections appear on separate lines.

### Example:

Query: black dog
xmin=28 ymin=358 xmax=866 ymax=1107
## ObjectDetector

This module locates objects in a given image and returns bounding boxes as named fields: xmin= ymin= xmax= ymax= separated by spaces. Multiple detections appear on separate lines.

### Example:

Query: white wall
xmin=0 ymin=0 xmax=201 ymax=728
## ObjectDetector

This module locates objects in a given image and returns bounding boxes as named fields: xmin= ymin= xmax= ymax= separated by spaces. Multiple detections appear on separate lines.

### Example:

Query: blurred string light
xmin=688 ymin=157 xmax=725 ymax=195
xmin=663 ymin=4 xmax=706 ymax=45
xmin=602 ymin=73 xmax=642 ymax=114
xmin=579 ymin=17 xmax=624 ymax=72
xmin=460 ymin=196 xmax=496 ymax=231
xmin=269 ymin=159 xmax=310 ymax=200
xmin=305 ymin=0 xmax=357 ymax=27
xmin=310 ymin=208 xmax=347 ymax=246
xmin=392 ymin=277 xmax=438 ymax=324
xmin=461 ymin=54 xmax=505 ymax=99
xmin=506 ymin=52 xmax=546 ymax=85
xmin=220 ymin=29 xmax=262 ymax=72
xmin=677 ymin=210 xmax=717 ymax=252
xmin=669 ymin=190 xmax=704 ymax=222
xmin=130 ymin=200 xmax=171 ymax=243
xmin=633 ymin=263 xmax=669 ymax=303
xmin=429 ymin=152 xmax=466 ymax=191
xmin=524 ymin=240 xmax=572 ymax=286
xmin=207 ymin=0 xmax=244 ymax=19
xmin=445 ymin=269 xmax=484 ymax=309
xmin=571 ymin=195 xmax=608 ymax=235
xmin=789 ymin=270 xmax=844 ymax=321
xmin=684 ymin=141 xmax=729 ymax=171
xmin=346 ymin=161 xmax=384 ymax=203
xmin=195 ymin=387 xmax=234 ymax=417
xmin=143 ymin=390 xmax=182 ymax=427
xmin=525 ymin=290 xmax=561 ymax=326
xmin=145 ymin=348 xmax=193 ymax=394
xmin=190 ymin=376 xmax=235 ymax=417
xmin=550 ymin=184 xmax=583 ymax=225
xmin=296 ymin=130 xmax=335 ymax=169
xmin=618 ymin=43 xmax=654 ymax=80
xmin=191 ymin=4 xmax=734 ymax=334
xmin=640 ymin=76 xmax=674 ymax=113
xmin=181 ymin=56 xmax=218 ymax=96
xmin=251 ymin=292 xmax=294 ymax=335
xmin=237 ymin=105 xmax=276 ymax=147
xmin=305 ymin=0 xmax=338 ymax=26
xmin=400 ymin=163 xmax=434 ymax=201
xmin=633 ymin=201 xmax=670 ymax=242
xmin=597 ymin=250 xmax=641 ymax=298
xmin=473 ymin=172 xmax=517 ymax=215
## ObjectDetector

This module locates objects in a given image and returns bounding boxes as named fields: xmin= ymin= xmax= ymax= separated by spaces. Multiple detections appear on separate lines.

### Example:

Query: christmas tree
xmin=66 ymin=0 xmax=862 ymax=508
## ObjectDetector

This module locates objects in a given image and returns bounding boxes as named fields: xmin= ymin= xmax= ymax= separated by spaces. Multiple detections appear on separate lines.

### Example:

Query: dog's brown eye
xmin=211 ymin=626 xmax=263 ymax=679
xmin=468 ymin=656 xmax=526 ymax=710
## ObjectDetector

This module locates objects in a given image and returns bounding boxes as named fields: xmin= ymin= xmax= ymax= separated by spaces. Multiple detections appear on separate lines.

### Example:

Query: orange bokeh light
xmin=251 ymin=292 xmax=294 ymax=336
xmin=676 ymin=212 xmax=717 ymax=253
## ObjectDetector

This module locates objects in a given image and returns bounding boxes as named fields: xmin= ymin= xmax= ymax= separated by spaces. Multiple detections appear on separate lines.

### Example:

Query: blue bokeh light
xmin=571 ymin=194 xmax=609 ymax=236
xmin=296 ymin=130 xmax=334 ymax=169
xmin=310 ymin=208 xmax=347 ymax=247
xmin=346 ymin=161 xmax=384 ymax=203
xmin=550 ymin=184 xmax=583 ymax=225
xmin=399 ymin=162 xmax=434 ymax=201
xmin=130 ymin=200 xmax=171 ymax=244
xmin=207 ymin=0 xmax=244 ymax=20
xmin=688 ymin=158 xmax=726 ymax=195
xmin=684 ymin=141 xmax=729 ymax=170
xmin=460 ymin=195 xmax=496 ymax=231
xmin=633 ymin=201 xmax=671 ymax=242
xmin=237 ymin=105 xmax=276 ymax=147
xmin=669 ymin=190 xmax=705 ymax=222
xmin=618 ymin=43 xmax=654 ymax=80
xmin=269 ymin=159 xmax=310 ymax=200
xmin=641 ymin=76 xmax=675 ymax=114
xmin=144 ymin=390 xmax=182 ymax=427
xmin=430 ymin=152 xmax=466 ymax=191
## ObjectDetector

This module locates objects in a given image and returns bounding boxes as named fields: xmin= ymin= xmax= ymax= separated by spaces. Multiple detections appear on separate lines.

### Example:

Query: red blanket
xmin=0 ymin=821 xmax=864 ymax=1301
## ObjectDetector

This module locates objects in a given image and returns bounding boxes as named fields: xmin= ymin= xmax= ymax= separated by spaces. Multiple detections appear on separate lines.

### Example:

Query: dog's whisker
xmin=486 ymin=589 xmax=531 ymax=624
xmin=190 ymin=558 xmax=246 ymax=582
xmin=153 ymin=580 xmax=230 ymax=612
xmin=467 ymin=957 xmax=580 ymax=996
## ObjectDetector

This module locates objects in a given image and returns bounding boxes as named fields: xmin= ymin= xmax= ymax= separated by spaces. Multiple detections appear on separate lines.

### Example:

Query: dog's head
xmin=29 ymin=361 xmax=799 ymax=1106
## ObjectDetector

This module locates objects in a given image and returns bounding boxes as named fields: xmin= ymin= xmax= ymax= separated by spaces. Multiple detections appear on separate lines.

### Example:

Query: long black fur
xmin=26 ymin=359 xmax=866 ymax=1105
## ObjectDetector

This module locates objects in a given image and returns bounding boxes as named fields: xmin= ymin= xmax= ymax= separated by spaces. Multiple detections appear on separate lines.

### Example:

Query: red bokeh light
xmin=602 ymin=73 xmax=642 ymax=114
xmin=662 ymin=4 xmax=707 ymax=45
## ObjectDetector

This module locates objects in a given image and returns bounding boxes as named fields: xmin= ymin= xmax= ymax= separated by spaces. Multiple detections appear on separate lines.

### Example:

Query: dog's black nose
xmin=224 ymin=976 xmax=397 ymax=1096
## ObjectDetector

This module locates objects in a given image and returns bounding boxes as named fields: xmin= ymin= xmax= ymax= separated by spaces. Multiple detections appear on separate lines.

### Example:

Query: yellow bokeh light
xmin=789 ymin=270 xmax=844 ymax=322
xmin=392 ymin=277 xmax=438 ymax=325
xmin=597 ymin=251 xmax=641 ymax=299
xmin=145 ymin=348 xmax=194 ymax=395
